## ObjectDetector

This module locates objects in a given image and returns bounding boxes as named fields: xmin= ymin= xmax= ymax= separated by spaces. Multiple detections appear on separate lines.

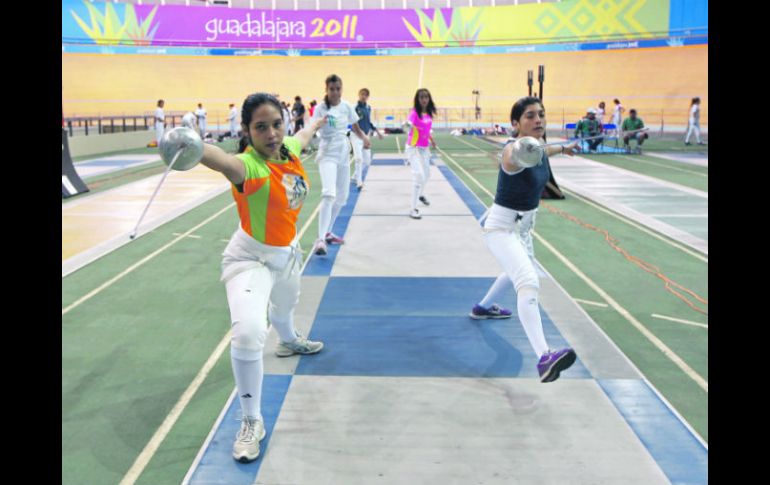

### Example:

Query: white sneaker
xmin=232 ymin=417 xmax=266 ymax=463
xmin=409 ymin=209 xmax=422 ymax=219
xmin=275 ymin=332 xmax=324 ymax=357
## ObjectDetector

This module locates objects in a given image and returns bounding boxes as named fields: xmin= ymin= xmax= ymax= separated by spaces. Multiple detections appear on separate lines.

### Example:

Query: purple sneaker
xmin=325 ymin=232 xmax=345 ymax=245
xmin=537 ymin=348 xmax=577 ymax=383
xmin=469 ymin=303 xmax=512 ymax=320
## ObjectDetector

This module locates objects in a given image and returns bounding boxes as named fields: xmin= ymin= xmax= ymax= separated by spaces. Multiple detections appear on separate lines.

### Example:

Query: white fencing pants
xmin=479 ymin=204 xmax=548 ymax=356
xmin=155 ymin=122 xmax=164 ymax=143
xmin=317 ymin=157 xmax=351 ymax=240
xmin=350 ymin=135 xmax=372 ymax=186
xmin=407 ymin=146 xmax=431 ymax=210
xmin=685 ymin=123 xmax=701 ymax=144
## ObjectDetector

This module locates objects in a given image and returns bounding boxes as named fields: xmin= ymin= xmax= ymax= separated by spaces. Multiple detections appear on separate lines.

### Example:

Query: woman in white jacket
xmin=311 ymin=74 xmax=370 ymax=255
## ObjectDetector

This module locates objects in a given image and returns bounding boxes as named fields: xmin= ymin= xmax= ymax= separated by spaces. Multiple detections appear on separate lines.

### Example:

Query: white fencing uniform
xmin=228 ymin=107 xmax=238 ymax=137
xmin=685 ymin=103 xmax=701 ymax=144
xmin=155 ymin=106 xmax=165 ymax=142
xmin=195 ymin=106 xmax=207 ymax=138
xmin=312 ymin=100 xmax=360 ymax=240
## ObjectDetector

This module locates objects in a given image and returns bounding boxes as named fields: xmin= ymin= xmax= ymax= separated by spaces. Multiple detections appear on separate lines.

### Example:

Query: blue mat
xmin=296 ymin=277 xmax=591 ymax=378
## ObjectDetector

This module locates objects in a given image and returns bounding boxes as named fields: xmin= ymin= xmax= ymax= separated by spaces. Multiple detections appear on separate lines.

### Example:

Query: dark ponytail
xmin=237 ymin=92 xmax=291 ymax=159
xmin=238 ymin=136 xmax=249 ymax=153
xmin=323 ymin=74 xmax=342 ymax=109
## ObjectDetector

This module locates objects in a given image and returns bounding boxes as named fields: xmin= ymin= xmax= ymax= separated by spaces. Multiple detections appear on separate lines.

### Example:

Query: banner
xmin=61 ymin=34 xmax=707 ymax=57
xmin=62 ymin=0 xmax=688 ymax=50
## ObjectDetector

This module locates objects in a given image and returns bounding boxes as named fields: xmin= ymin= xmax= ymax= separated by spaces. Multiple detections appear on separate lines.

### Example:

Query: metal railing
xmin=64 ymin=112 xmax=191 ymax=136
xmin=63 ymin=107 xmax=706 ymax=137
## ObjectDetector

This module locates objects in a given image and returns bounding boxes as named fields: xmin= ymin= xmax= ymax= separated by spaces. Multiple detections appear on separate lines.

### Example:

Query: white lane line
xmin=118 ymin=331 xmax=233 ymax=485
xmin=62 ymin=203 xmax=235 ymax=315
xmin=439 ymin=149 xmax=708 ymax=393
xmin=535 ymin=233 xmax=708 ymax=392
xmin=618 ymin=154 xmax=709 ymax=177
xmin=120 ymin=154 xmax=318 ymax=483
xmin=180 ymin=389 xmax=237 ymax=485
xmin=574 ymin=298 xmax=609 ymax=308
xmin=172 ymin=232 xmax=202 ymax=239
xmin=453 ymin=135 xmax=499 ymax=154
xmin=651 ymin=313 xmax=708 ymax=329
xmin=435 ymin=146 xmax=495 ymax=201
xmin=462 ymin=136 xmax=708 ymax=263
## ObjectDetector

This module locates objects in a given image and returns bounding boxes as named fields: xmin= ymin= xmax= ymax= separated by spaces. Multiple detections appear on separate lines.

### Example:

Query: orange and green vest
xmin=232 ymin=137 xmax=309 ymax=246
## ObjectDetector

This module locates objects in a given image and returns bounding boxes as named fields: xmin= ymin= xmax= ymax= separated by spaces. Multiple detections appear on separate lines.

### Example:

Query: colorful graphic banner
xmin=62 ymin=0 xmax=685 ymax=50
xmin=61 ymin=34 xmax=707 ymax=58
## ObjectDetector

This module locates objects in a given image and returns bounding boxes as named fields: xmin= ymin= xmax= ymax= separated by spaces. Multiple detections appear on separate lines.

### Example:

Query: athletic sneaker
xmin=409 ymin=208 xmax=422 ymax=219
xmin=232 ymin=417 xmax=266 ymax=463
xmin=275 ymin=332 xmax=324 ymax=357
xmin=419 ymin=195 xmax=430 ymax=206
xmin=537 ymin=348 xmax=577 ymax=383
xmin=313 ymin=239 xmax=327 ymax=256
xmin=469 ymin=303 xmax=512 ymax=320
xmin=325 ymin=232 xmax=345 ymax=245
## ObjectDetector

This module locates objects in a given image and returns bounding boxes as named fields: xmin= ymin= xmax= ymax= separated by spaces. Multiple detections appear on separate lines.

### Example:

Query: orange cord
xmin=540 ymin=201 xmax=708 ymax=316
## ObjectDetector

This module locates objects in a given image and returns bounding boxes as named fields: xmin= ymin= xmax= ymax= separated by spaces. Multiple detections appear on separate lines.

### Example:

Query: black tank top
xmin=493 ymin=140 xmax=551 ymax=211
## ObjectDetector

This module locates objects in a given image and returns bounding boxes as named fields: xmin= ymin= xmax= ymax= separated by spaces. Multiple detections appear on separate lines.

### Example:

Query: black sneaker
xmin=419 ymin=196 xmax=430 ymax=206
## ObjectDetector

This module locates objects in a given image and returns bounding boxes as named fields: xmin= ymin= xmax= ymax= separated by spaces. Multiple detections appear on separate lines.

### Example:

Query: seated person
xmin=621 ymin=109 xmax=649 ymax=153
xmin=574 ymin=108 xmax=604 ymax=152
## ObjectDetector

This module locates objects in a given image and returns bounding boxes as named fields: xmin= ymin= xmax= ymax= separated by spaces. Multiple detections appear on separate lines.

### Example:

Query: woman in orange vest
xmin=194 ymin=92 xmax=327 ymax=463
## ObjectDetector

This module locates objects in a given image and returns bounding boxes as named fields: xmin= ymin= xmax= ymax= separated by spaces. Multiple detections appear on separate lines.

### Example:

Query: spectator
xmin=685 ymin=97 xmax=705 ymax=146
xmin=281 ymin=102 xmax=292 ymax=135
xmin=574 ymin=108 xmax=604 ymax=152
xmin=292 ymin=96 xmax=306 ymax=135
xmin=227 ymin=103 xmax=238 ymax=138
xmin=610 ymin=99 xmax=624 ymax=136
xmin=154 ymin=99 xmax=165 ymax=144
xmin=621 ymin=109 xmax=649 ymax=154
xmin=195 ymin=103 xmax=207 ymax=138
xmin=597 ymin=101 xmax=606 ymax=125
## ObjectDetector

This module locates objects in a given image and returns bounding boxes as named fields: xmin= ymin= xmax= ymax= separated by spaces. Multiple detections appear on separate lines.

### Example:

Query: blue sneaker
xmin=537 ymin=348 xmax=577 ymax=383
xmin=469 ymin=303 xmax=512 ymax=320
